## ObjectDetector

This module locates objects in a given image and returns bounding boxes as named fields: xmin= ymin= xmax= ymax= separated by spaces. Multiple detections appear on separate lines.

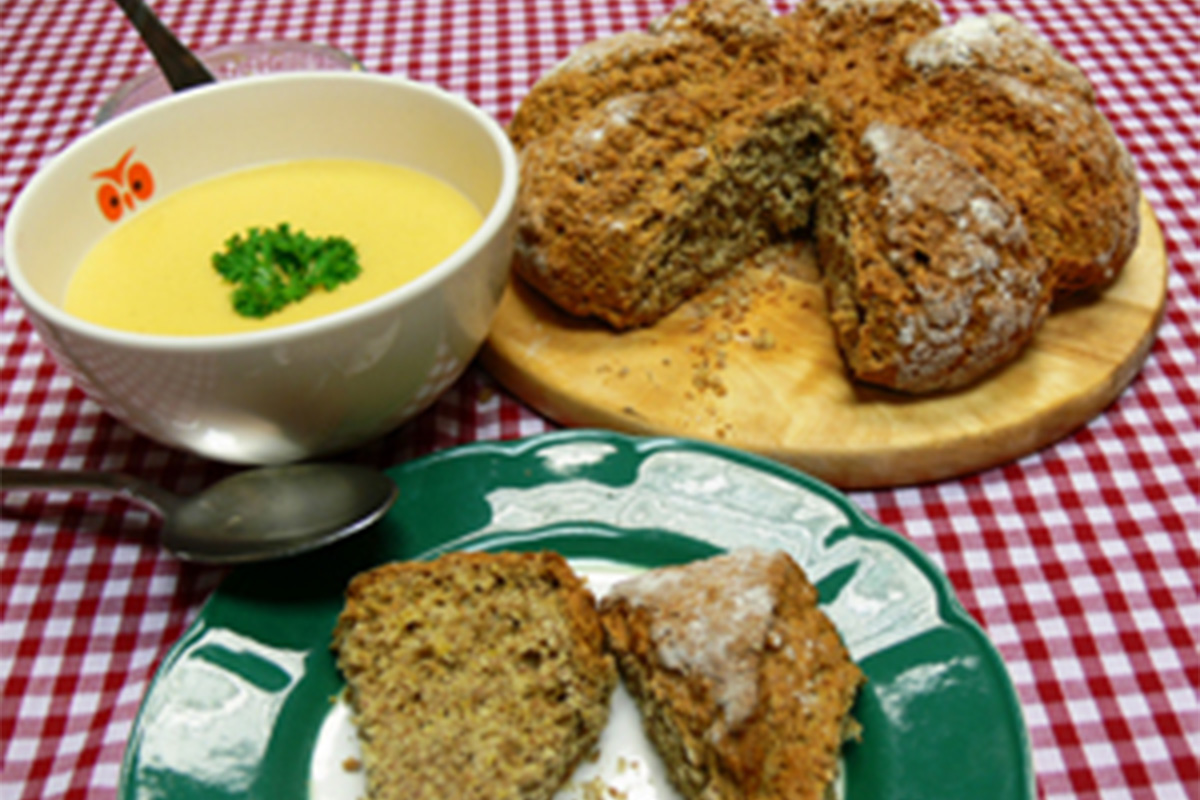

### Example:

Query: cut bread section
xmin=332 ymin=551 xmax=617 ymax=800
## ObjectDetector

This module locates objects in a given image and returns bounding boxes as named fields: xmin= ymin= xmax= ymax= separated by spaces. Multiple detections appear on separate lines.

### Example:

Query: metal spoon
xmin=112 ymin=0 xmax=215 ymax=92
xmin=1 ymin=463 xmax=398 ymax=564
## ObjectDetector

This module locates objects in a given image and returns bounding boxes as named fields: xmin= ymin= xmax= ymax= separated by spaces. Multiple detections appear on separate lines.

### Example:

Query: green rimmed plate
xmin=118 ymin=431 xmax=1034 ymax=799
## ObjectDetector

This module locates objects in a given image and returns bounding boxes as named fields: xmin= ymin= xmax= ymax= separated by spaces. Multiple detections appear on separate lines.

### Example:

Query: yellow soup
xmin=65 ymin=158 xmax=483 ymax=335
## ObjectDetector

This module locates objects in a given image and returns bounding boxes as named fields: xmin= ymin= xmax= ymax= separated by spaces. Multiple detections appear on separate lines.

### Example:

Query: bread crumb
xmin=575 ymin=776 xmax=622 ymax=800
xmin=751 ymin=328 xmax=776 ymax=350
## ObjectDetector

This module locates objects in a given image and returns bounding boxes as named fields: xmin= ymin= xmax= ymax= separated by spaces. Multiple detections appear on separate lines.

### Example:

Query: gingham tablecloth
xmin=1 ymin=1 xmax=1197 ymax=798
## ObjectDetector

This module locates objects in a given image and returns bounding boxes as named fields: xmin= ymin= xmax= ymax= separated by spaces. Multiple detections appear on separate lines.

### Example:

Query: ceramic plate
xmin=118 ymin=431 xmax=1034 ymax=799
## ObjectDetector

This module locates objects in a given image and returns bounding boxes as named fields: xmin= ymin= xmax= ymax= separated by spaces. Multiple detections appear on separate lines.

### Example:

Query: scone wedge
xmin=332 ymin=551 xmax=617 ymax=800
xmin=600 ymin=549 xmax=864 ymax=800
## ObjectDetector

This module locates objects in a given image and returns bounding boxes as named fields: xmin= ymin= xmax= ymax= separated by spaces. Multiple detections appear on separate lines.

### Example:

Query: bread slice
xmin=599 ymin=549 xmax=864 ymax=800
xmin=332 ymin=551 xmax=617 ymax=800
xmin=514 ymin=83 xmax=827 ymax=330
xmin=817 ymin=121 xmax=1052 ymax=392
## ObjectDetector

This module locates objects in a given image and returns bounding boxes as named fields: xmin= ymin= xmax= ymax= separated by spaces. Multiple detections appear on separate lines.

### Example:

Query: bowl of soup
xmin=5 ymin=71 xmax=518 ymax=464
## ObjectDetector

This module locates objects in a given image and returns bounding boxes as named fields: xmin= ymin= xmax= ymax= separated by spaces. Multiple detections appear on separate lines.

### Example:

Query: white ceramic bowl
xmin=6 ymin=72 xmax=518 ymax=464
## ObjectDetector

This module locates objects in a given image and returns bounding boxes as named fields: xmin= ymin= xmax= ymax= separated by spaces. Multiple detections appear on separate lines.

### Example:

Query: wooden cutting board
xmin=481 ymin=198 xmax=1167 ymax=489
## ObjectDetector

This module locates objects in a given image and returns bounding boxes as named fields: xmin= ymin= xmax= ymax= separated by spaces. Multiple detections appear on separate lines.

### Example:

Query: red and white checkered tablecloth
xmin=1 ymin=0 xmax=1196 ymax=798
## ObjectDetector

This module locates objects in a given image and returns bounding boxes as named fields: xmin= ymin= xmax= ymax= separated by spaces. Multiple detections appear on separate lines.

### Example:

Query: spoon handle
xmin=112 ymin=0 xmax=215 ymax=92
xmin=1 ymin=467 xmax=182 ymax=516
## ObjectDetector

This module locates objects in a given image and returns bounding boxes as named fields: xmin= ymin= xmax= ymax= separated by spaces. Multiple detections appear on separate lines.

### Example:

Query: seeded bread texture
xmin=509 ymin=0 xmax=1140 ymax=393
xmin=600 ymin=549 xmax=865 ymax=800
xmin=332 ymin=551 xmax=617 ymax=800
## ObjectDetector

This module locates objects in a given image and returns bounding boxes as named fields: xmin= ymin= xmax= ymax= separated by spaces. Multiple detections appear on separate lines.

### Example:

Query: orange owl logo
xmin=93 ymin=148 xmax=155 ymax=222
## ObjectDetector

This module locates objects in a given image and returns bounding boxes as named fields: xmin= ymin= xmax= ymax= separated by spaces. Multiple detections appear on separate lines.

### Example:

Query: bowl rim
xmin=4 ymin=71 xmax=519 ymax=354
xmin=94 ymin=39 xmax=364 ymax=126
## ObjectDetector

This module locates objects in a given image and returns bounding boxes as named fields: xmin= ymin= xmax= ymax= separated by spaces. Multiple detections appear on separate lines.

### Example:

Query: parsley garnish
xmin=212 ymin=223 xmax=362 ymax=318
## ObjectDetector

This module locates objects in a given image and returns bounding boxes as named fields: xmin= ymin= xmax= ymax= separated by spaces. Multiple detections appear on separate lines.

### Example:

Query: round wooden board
xmin=481 ymin=198 xmax=1168 ymax=489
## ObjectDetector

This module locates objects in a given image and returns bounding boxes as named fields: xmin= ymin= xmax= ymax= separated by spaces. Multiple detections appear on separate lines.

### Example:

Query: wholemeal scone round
xmin=600 ymin=549 xmax=865 ymax=800
xmin=508 ymin=0 xmax=1140 ymax=393
xmin=331 ymin=551 xmax=617 ymax=800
